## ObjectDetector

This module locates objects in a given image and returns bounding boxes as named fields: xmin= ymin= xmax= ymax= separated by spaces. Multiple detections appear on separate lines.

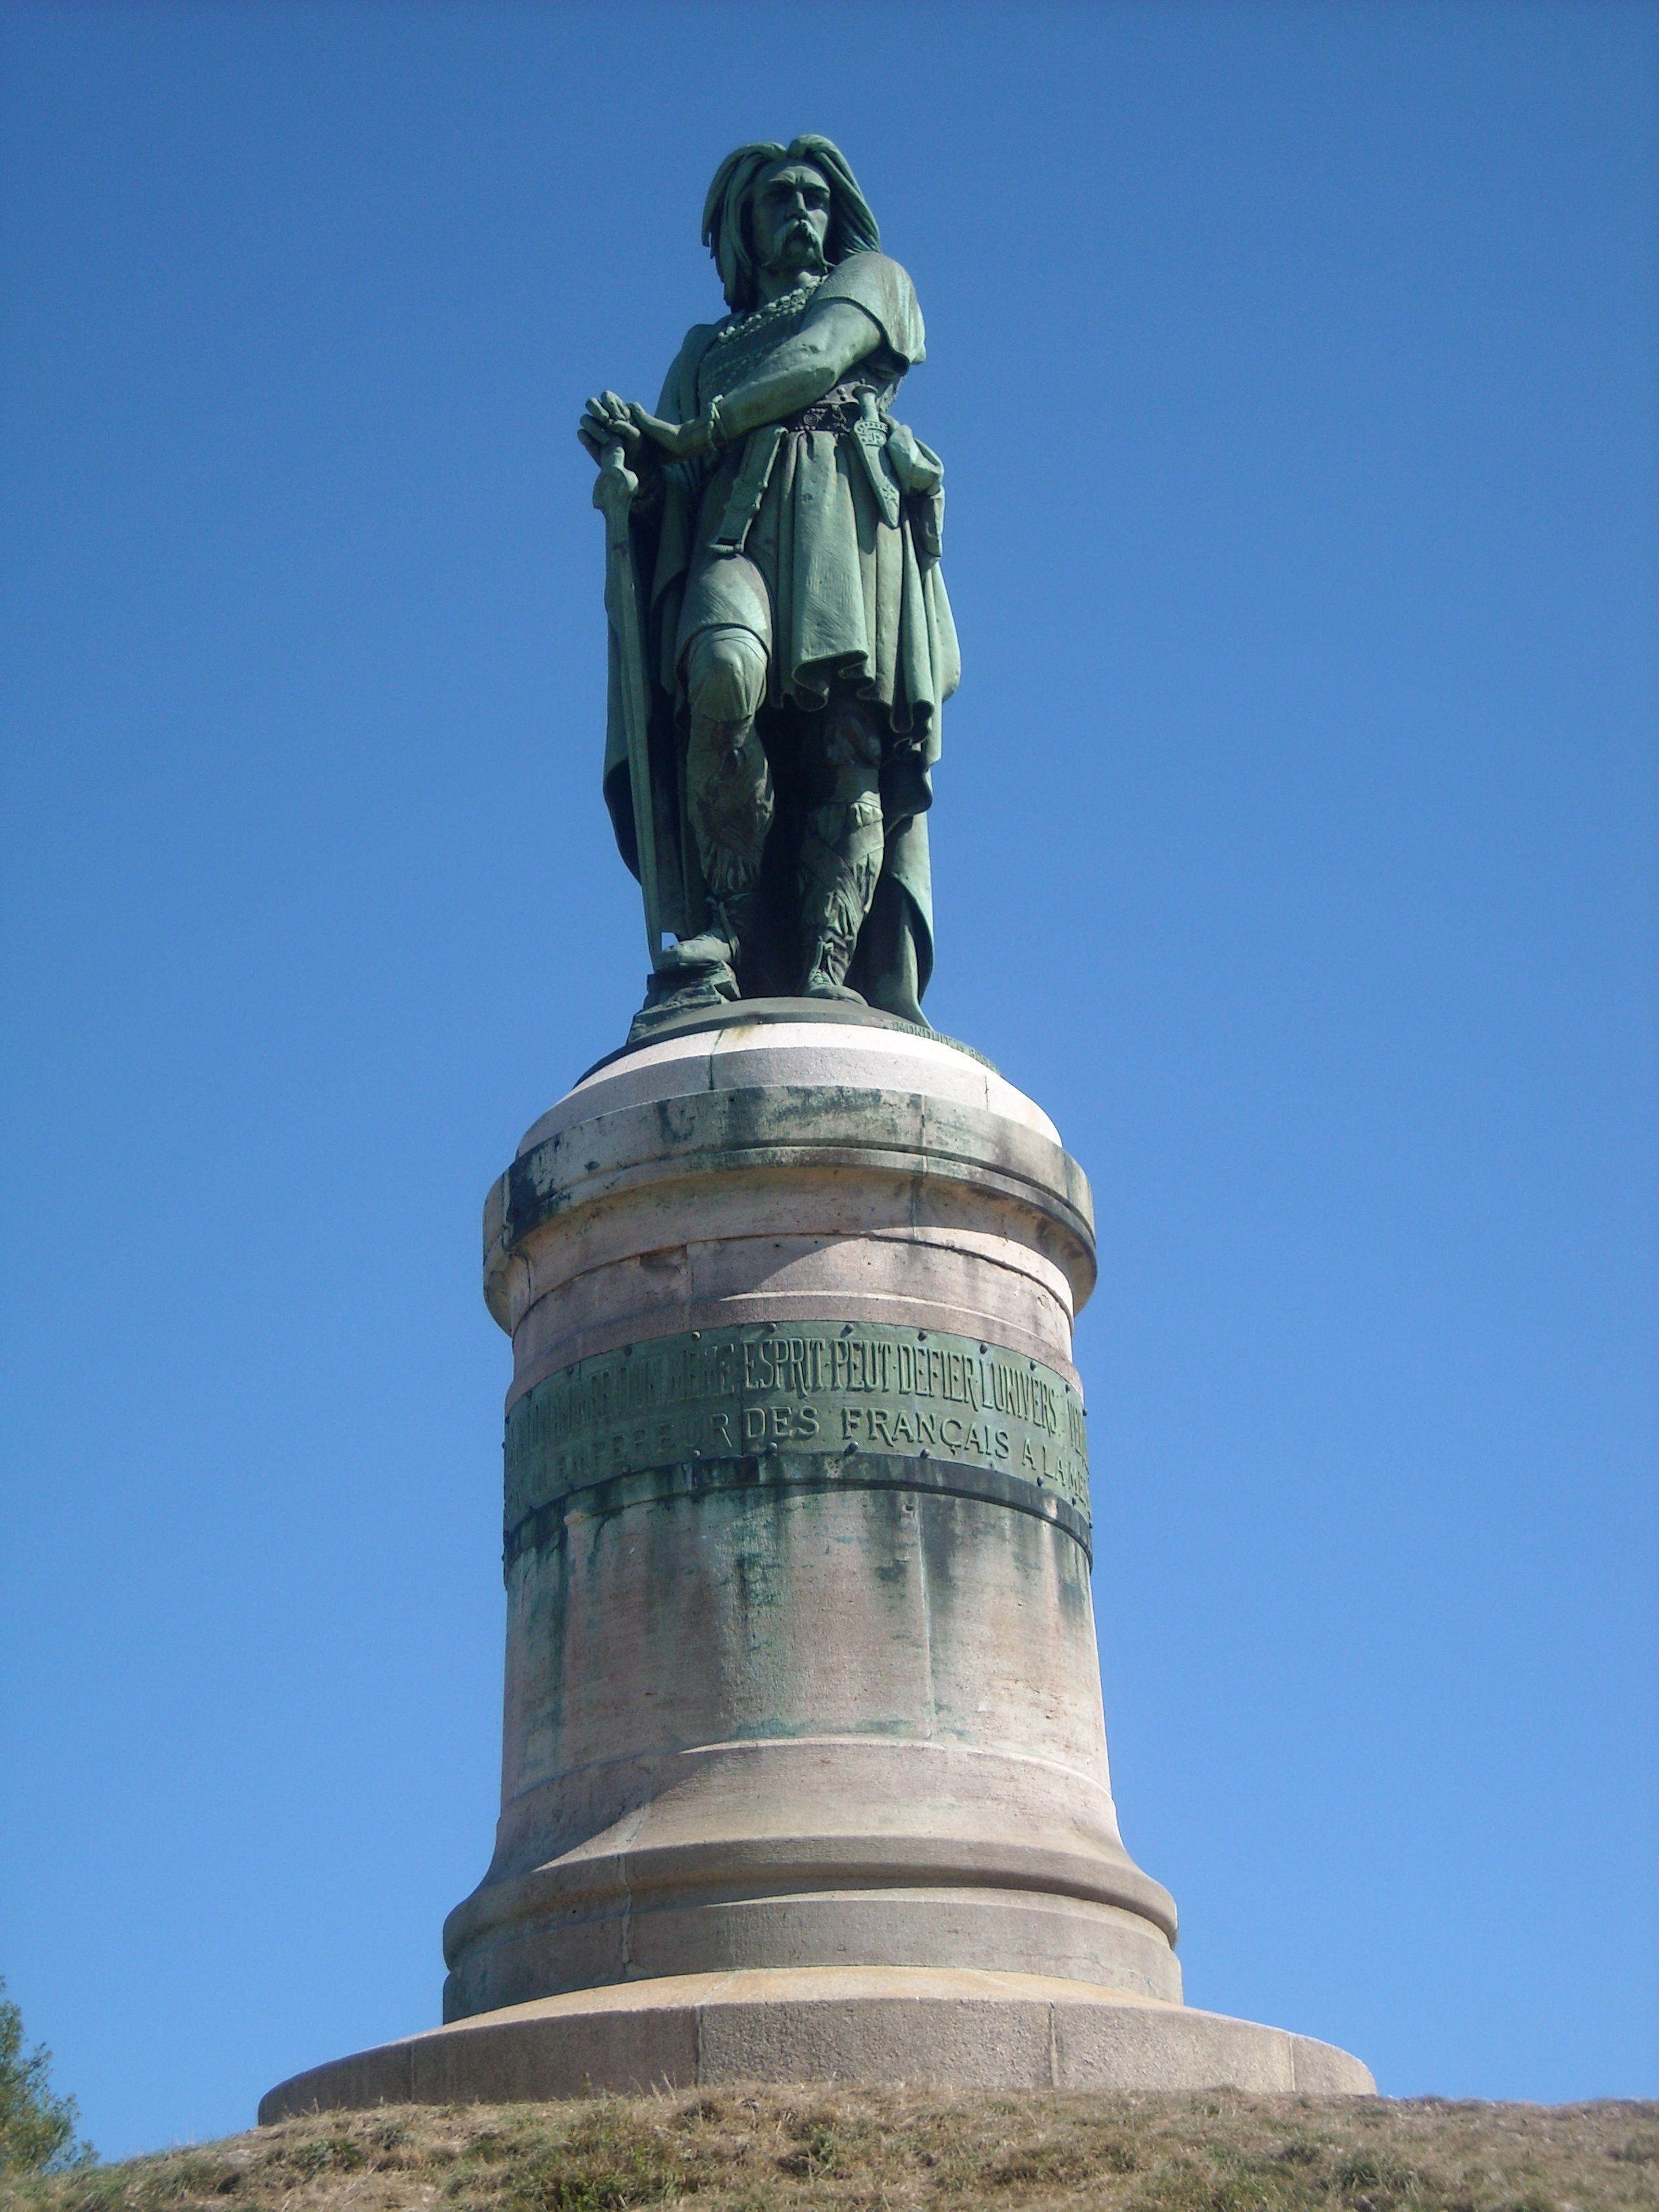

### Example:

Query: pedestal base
xmin=259 ymin=1967 xmax=1374 ymax=2118
xmin=260 ymin=1014 xmax=1376 ymax=2123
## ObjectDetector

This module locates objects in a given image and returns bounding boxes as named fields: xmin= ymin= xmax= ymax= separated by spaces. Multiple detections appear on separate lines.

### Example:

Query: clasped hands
xmin=579 ymin=390 xmax=715 ymax=466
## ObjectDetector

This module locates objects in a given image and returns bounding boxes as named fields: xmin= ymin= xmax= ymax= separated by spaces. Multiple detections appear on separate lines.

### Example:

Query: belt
xmin=710 ymin=394 xmax=904 ymax=554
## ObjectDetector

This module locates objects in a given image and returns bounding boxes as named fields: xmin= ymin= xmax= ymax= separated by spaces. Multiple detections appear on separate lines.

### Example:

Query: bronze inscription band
xmin=506 ymin=1322 xmax=1090 ymax=1528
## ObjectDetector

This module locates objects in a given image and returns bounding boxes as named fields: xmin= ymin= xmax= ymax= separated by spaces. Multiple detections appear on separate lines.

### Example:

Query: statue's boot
xmin=628 ymin=880 xmax=768 ymax=1046
xmin=798 ymin=792 xmax=885 ymax=1001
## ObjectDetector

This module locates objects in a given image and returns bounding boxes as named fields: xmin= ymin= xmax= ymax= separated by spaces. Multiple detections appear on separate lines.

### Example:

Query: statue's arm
xmin=705 ymin=300 xmax=881 ymax=441
xmin=583 ymin=300 xmax=882 ymax=463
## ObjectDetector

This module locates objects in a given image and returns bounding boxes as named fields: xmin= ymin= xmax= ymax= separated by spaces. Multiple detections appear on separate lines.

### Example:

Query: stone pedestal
xmin=261 ymin=1006 xmax=1372 ymax=2116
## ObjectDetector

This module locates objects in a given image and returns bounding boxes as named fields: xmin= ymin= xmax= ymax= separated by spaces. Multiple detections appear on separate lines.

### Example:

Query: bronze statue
xmin=579 ymin=136 xmax=959 ymax=1037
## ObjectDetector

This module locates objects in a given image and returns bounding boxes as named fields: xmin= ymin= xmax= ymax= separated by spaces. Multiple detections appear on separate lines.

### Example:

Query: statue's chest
xmin=695 ymin=296 xmax=816 ymax=409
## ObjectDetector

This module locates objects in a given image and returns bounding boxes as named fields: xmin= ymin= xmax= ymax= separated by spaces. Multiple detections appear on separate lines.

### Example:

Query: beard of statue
xmin=749 ymin=161 xmax=831 ymax=293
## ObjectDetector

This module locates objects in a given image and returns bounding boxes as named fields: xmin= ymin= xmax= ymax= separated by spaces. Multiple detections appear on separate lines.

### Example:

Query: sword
xmin=593 ymin=438 xmax=663 ymax=960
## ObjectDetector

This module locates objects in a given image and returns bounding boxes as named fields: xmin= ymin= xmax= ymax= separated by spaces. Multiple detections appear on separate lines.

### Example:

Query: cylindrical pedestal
xmin=445 ymin=1008 xmax=1177 ymax=2018
xmin=260 ymin=1006 xmax=1374 ymax=2113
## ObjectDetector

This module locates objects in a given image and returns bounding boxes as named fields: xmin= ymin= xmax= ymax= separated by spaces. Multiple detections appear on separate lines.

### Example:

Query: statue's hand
xmin=578 ymin=390 xmax=653 ymax=465
xmin=624 ymin=405 xmax=708 ymax=460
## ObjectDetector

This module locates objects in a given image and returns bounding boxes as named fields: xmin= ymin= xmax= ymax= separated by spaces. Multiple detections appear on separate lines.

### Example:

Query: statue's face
xmin=750 ymin=160 xmax=832 ymax=278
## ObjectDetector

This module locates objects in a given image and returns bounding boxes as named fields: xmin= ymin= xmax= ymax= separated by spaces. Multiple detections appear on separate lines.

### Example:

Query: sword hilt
xmin=594 ymin=438 xmax=640 ymax=529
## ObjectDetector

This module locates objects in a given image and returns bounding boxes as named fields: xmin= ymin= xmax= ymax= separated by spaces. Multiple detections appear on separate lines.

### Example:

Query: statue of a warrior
xmin=578 ymin=136 xmax=959 ymax=1037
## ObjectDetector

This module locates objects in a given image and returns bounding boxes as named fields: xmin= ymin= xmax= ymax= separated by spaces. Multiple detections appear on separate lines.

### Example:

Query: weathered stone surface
xmin=529 ymin=1008 xmax=1048 ymax=1149
xmin=443 ymin=1019 xmax=1181 ymax=2026
xmin=258 ymin=1012 xmax=1374 ymax=2114
xmin=258 ymin=1967 xmax=1375 ymax=2119
xmin=486 ymin=1020 xmax=1094 ymax=1385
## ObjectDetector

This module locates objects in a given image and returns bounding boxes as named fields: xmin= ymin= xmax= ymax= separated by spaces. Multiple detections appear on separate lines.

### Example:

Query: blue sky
xmin=2 ymin=0 xmax=1654 ymax=2159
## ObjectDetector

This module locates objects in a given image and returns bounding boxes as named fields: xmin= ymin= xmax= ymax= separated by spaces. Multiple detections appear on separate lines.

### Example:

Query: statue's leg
xmin=683 ymin=624 xmax=773 ymax=962
xmin=628 ymin=624 xmax=773 ymax=1040
xmin=797 ymin=697 xmax=884 ymax=1002
xmin=853 ymin=870 xmax=928 ymax=1028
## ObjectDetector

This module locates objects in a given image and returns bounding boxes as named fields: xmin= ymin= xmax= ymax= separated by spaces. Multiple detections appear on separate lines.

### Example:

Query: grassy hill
xmin=3 ymin=2085 xmax=1655 ymax=2212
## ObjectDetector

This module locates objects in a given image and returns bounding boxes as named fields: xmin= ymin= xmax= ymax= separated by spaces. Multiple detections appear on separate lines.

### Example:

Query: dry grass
xmin=3 ymin=2086 xmax=1655 ymax=2212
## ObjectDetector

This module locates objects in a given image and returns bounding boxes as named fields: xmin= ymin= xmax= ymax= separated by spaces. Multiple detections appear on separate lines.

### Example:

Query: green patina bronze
xmin=505 ymin=1322 xmax=1090 ymax=1544
xmin=579 ymin=137 xmax=958 ymax=1043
